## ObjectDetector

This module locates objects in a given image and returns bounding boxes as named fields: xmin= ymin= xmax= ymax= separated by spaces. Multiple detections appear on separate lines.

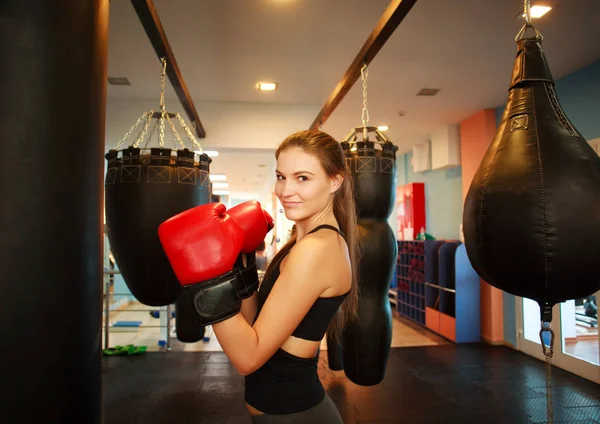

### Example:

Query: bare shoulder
xmin=281 ymin=229 xmax=350 ymax=295
xmin=288 ymin=229 xmax=347 ymax=262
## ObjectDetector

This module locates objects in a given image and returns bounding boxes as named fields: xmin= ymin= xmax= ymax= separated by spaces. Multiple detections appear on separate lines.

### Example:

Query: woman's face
xmin=275 ymin=147 xmax=341 ymax=222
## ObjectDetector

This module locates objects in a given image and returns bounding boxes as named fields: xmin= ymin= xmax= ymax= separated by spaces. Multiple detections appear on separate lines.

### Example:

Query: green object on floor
xmin=103 ymin=344 xmax=147 ymax=356
xmin=415 ymin=232 xmax=435 ymax=240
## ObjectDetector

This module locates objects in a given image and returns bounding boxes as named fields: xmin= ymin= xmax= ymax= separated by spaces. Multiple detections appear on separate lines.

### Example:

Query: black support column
xmin=0 ymin=1 xmax=109 ymax=422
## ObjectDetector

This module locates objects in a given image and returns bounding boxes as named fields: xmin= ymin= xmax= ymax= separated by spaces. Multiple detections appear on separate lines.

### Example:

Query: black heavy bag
xmin=325 ymin=331 xmax=344 ymax=371
xmin=351 ymin=138 xmax=397 ymax=220
xmin=105 ymin=147 xmax=211 ymax=306
xmin=175 ymin=295 xmax=206 ymax=343
xmin=463 ymin=37 xmax=600 ymax=322
xmin=336 ymin=129 xmax=398 ymax=385
xmin=342 ymin=220 xmax=396 ymax=385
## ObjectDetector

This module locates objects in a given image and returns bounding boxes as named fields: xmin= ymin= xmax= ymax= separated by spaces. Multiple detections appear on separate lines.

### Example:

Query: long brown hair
xmin=263 ymin=129 xmax=360 ymax=341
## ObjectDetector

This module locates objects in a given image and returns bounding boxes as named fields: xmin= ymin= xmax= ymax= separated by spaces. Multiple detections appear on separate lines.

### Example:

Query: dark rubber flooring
xmin=102 ymin=344 xmax=600 ymax=423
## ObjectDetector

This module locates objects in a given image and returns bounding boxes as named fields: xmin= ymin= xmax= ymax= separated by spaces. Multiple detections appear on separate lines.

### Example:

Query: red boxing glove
xmin=228 ymin=200 xmax=274 ymax=253
xmin=227 ymin=200 xmax=274 ymax=298
xmin=158 ymin=203 xmax=251 ymax=325
xmin=158 ymin=202 xmax=244 ymax=285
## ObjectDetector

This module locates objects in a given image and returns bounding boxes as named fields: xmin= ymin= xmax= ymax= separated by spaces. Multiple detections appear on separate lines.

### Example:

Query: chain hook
xmin=524 ymin=0 xmax=532 ymax=27
xmin=539 ymin=321 xmax=555 ymax=358
xmin=539 ymin=320 xmax=555 ymax=422
xmin=515 ymin=0 xmax=543 ymax=42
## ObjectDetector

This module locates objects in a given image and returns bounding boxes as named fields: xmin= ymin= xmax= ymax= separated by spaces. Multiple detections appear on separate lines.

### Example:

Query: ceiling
xmin=105 ymin=0 xmax=600 ymax=197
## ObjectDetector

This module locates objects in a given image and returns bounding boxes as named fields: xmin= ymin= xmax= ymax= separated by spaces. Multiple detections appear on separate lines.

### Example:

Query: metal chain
xmin=545 ymin=354 xmax=554 ymax=423
xmin=175 ymin=113 xmax=203 ymax=152
xmin=166 ymin=114 xmax=185 ymax=149
xmin=132 ymin=111 xmax=154 ymax=148
xmin=360 ymin=63 xmax=369 ymax=141
xmin=115 ymin=112 xmax=150 ymax=150
xmin=145 ymin=119 xmax=160 ymax=149
xmin=116 ymin=57 xmax=203 ymax=153
xmin=539 ymin=322 xmax=555 ymax=423
xmin=159 ymin=57 xmax=167 ymax=148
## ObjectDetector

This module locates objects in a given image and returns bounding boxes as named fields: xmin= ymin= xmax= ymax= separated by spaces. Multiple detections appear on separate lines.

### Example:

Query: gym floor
xmin=104 ymin=302 xmax=449 ymax=352
xmin=103 ymin=341 xmax=600 ymax=423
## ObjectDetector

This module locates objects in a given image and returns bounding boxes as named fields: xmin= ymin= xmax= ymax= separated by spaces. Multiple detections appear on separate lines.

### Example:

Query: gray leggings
xmin=249 ymin=395 xmax=343 ymax=424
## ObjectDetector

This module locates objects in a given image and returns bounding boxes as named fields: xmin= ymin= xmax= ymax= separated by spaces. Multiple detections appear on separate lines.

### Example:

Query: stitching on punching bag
xmin=121 ymin=165 xmax=141 ymax=183
xmin=544 ymin=83 xmax=600 ymax=183
xmin=532 ymin=92 xmax=549 ymax=303
xmin=106 ymin=168 xmax=117 ymax=185
xmin=177 ymin=167 xmax=196 ymax=185
xmin=147 ymin=165 xmax=171 ymax=184
xmin=477 ymin=118 xmax=509 ymax=283
xmin=199 ymin=170 xmax=210 ymax=187
xmin=544 ymin=84 xmax=578 ymax=138
xmin=380 ymin=157 xmax=394 ymax=174
xmin=357 ymin=157 xmax=376 ymax=173
xmin=510 ymin=114 xmax=529 ymax=132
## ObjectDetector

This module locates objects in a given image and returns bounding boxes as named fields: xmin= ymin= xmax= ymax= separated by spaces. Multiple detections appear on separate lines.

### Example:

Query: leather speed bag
xmin=463 ymin=38 xmax=600 ymax=320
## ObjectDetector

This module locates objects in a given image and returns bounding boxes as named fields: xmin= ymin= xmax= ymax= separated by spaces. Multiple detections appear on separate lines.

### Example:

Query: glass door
xmin=559 ymin=292 xmax=599 ymax=368
xmin=516 ymin=292 xmax=600 ymax=384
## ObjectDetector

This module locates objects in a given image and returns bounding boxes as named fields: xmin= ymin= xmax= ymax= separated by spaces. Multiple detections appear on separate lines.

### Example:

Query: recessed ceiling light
xmin=417 ymin=88 xmax=441 ymax=96
xmin=257 ymin=82 xmax=278 ymax=91
xmin=521 ymin=5 xmax=552 ymax=19
xmin=209 ymin=174 xmax=227 ymax=181
xmin=212 ymin=182 xmax=229 ymax=188
xmin=377 ymin=125 xmax=389 ymax=131
xmin=108 ymin=77 xmax=131 ymax=86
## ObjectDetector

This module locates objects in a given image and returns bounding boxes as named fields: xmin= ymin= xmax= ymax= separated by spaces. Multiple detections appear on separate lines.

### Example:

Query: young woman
xmin=212 ymin=129 xmax=360 ymax=423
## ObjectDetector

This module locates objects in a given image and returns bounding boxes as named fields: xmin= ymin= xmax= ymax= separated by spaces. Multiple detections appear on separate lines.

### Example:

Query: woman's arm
xmin=212 ymin=237 xmax=330 ymax=375
xmin=240 ymin=292 xmax=258 ymax=325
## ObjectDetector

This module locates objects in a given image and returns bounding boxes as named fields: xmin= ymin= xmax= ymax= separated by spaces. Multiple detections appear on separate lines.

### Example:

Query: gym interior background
xmin=103 ymin=0 xmax=600 ymax=371
xmin=3 ymin=0 xmax=600 ymax=423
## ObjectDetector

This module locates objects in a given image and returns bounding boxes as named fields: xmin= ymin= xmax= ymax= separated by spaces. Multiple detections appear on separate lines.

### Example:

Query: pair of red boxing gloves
xmin=158 ymin=200 xmax=274 ymax=326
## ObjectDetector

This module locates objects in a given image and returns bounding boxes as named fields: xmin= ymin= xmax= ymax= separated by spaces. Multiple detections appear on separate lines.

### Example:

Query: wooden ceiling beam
xmin=310 ymin=0 xmax=418 ymax=130
xmin=130 ymin=0 xmax=206 ymax=138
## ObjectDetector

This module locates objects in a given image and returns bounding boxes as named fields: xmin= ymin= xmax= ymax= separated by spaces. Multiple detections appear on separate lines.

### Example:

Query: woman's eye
xmin=276 ymin=175 xmax=284 ymax=181
xmin=298 ymin=176 xmax=308 ymax=182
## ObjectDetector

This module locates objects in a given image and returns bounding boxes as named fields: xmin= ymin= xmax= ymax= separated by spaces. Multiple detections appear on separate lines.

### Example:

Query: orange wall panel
xmin=460 ymin=109 xmax=505 ymax=343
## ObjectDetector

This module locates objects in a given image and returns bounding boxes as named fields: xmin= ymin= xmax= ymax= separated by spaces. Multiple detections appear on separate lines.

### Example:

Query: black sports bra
xmin=253 ymin=224 xmax=350 ymax=341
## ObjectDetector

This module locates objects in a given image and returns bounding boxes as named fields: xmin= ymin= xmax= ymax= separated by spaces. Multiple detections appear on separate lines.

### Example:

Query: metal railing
xmin=103 ymin=269 xmax=172 ymax=351
xmin=103 ymin=268 xmax=268 ymax=351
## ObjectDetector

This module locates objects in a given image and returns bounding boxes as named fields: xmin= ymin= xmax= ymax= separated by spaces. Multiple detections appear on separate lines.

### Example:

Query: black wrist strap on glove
xmin=235 ymin=252 xmax=259 ymax=299
xmin=182 ymin=270 xmax=243 ymax=326
xmin=182 ymin=253 xmax=260 ymax=326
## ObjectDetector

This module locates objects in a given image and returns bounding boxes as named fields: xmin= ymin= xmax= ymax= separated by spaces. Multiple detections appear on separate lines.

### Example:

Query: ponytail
xmin=328 ymin=169 xmax=360 ymax=342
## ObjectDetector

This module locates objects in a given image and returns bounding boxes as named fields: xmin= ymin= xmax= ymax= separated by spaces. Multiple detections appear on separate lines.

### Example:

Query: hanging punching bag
xmin=463 ymin=35 xmax=600 ymax=322
xmin=105 ymin=147 xmax=212 ymax=307
xmin=175 ymin=295 xmax=206 ymax=343
xmin=335 ymin=130 xmax=398 ymax=386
